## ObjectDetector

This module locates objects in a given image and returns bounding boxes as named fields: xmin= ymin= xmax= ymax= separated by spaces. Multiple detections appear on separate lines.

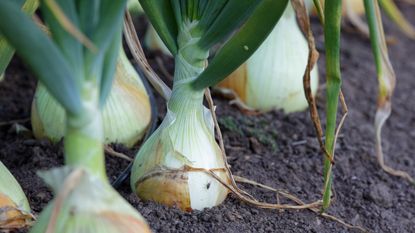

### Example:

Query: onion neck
xmin=64 ymin=81 xmax=107 ymax=182
xmin=168 ymin=22 xmax=208 ymax=115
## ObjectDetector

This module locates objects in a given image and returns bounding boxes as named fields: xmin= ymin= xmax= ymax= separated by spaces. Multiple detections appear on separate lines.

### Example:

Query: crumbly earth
xmin=1 ymin=4 xmax=414 ymax=233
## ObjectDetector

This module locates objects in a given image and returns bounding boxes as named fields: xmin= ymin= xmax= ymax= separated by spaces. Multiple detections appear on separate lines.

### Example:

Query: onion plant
xmin=364 ymin=0 xmax=414 ymax=184
xmin=0 ymin=1 xmax=151 ymax=232
xmin=131 ymin=0 xmax=289 ymax=211
xmin=217 ymin=1 xmax=319 ymax=113
xmin=0 ymin=161 xmax=33 ymax=230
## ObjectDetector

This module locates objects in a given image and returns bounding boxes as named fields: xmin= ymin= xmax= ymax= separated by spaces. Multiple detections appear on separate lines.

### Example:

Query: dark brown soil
xmin=1 ymin=5 xmax=415 ymax=233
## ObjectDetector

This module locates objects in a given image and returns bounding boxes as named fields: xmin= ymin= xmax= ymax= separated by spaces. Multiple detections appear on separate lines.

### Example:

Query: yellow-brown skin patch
xmin=218 ymin=63 xmax=248 ymax=102
xmin=135 ymin=171 xmax=192 ymax=212
xmin=0 ymin=193 xmax=32 ymax=229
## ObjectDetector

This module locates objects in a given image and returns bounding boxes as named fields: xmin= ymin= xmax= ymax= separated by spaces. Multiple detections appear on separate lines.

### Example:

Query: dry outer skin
xmin=0 ymin=193 xmax=32 ymax=229
xmin=1 ymin=5 xmax=415 ymax=233
xmin=136 ymin=169 xmax=192 ymax=211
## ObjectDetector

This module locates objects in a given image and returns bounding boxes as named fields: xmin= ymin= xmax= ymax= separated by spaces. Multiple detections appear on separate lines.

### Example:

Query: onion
xmin=218 ymin=2 xmax=319 ymax=113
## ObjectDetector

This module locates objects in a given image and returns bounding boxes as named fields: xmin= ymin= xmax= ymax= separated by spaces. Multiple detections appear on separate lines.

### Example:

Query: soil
xmin=1 ymin=4 xmax=415 ymax=233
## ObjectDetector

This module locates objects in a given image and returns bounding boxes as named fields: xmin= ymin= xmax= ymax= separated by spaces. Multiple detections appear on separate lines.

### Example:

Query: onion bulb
xmin=218 ymin=2 xmax=319 ymax=113
xmin=0 ymin=161 xmax=33 ymax=229
xmin=31 ymin=49 xmax=151 ymax=148
xmin=30 ymin=167 xmax=151 ymax=233
xmin=131 ymin=59 xmax=230 ymax=210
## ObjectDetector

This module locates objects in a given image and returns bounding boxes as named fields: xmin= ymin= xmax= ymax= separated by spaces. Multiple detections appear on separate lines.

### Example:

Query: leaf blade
xmin=197 ymin=0 xmax=260 ymax=50
xmin=41 ymin=0 xmax=84 ymax=88
xmin=139 ymin=0 xmax=178 ymax=55
xmin=0 ymin=0 xmax=39 ymax=77
xmin=83 ymin=0 xmax=127 ymax=81
xmin=99 ymin=28 xmax=123 ymax=107
xmin=322 ymin=0 xmax=343 ymax=211
xmin=0 ymin=0 xmax=82 ymax=115
xmin=379 ymin=0 xmax=415 ymax=39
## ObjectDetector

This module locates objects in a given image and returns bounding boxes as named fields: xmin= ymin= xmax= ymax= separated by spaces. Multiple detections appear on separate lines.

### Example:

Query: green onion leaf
xmin=83 ymin=0 xmax=128 ymax=82
xmin=139 ymin=0 xmax=178 ymax=55
xmin=379 ymin=0 xmax=415 ymax=39
xmin=197 ymin=0 xmax=261 ymax=50
xmin=41 ymin=0 xmax=83 ymax=88
xmin=0 ymin=0 xmax=38 ymax=79
xmin=322 ymin=0 xmax=343 ymax=211
xmin=99 ymin=28 xmax=123 ymax=107
xmin=0 ymin=0 xmax=82 ymax=115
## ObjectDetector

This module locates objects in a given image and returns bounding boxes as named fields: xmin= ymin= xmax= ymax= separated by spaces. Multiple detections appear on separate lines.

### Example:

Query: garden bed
xmin=1 ymin=4 xmax=414 ymax=233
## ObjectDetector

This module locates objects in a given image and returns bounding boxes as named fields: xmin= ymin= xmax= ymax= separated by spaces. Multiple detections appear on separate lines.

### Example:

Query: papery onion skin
xmin=136 ymin=169 xmax=192 ymax=211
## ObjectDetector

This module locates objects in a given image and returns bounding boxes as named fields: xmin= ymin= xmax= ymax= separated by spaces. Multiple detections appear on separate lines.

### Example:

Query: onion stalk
xmin=31 ymin=48 xmax=151 ymax=148
xmin=218 ymin=2 xmax=319 ymax=113
xmin=0 ymin=1 xmax=151 ymax=232
xmin=0 ymin=161 xmax=33 ymax=229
